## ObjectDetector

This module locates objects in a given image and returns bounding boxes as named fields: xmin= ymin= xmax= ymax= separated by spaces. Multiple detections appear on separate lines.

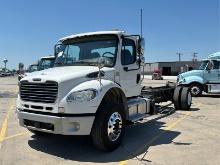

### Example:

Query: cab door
xmin=119 ymin=38 xmax=142 ymax=97
xmin=204 ymin=60 xmax=220 ymax=83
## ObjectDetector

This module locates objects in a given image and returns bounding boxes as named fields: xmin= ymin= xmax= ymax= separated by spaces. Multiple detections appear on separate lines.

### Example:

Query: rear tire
xmin=173 ymin=86 xmax=182 ymax=110
xmin=91 ymin=103 xmax=126 ymax=151
xmin=181 ymin=87 xmax=192 ymax=110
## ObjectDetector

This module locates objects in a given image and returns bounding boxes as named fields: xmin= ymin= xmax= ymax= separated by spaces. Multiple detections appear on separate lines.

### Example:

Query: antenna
xmin=141 ymin=8 xmax=143 ymax=37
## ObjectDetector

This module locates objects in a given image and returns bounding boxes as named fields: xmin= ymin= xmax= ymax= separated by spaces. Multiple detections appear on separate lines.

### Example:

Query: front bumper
xmin=17 ymin=109 xmax=95 ymax=135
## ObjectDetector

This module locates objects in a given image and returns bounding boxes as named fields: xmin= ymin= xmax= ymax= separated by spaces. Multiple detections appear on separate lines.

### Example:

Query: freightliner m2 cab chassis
xmin=17 ymin=31 xmax=192 ymax=151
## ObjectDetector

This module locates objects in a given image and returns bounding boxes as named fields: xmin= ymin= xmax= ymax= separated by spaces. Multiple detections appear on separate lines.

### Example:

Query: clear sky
xmin=0 ymin=0 xmax=219 ymax=69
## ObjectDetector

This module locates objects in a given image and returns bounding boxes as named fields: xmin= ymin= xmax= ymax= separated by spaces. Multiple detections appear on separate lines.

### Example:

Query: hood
xmin=21 ymin=66 xmax=116 ymax=101
xmin=22 ymin=66 xmax=115 ymax=83
xmin=180 ymin=69 xmax=203 ymax=78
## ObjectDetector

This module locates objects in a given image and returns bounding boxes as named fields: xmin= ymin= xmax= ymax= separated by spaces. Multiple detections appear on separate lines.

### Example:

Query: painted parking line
xmin=3 ymin=131 xmax=29 ymax=141
xmin=0 ymin=103 xmax=15 ymax=148
xmin=119 ymin=111 xmax=192 ymax=165
xmin=0 ymin=88 xmax=18 ymax=148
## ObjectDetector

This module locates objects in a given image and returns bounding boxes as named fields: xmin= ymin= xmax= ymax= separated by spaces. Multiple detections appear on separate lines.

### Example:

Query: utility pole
xmin=192 ymin=52 xmax=198 ymax=68
xmin=140 ymin=8 xmax=143 ymax=37
xmin=176 ymin=53 xmax=182 ymax=73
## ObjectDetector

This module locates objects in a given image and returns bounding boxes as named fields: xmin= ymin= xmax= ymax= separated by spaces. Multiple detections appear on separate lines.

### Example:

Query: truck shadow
xmin=0 ymin=91 xmax=17 ymax=98
xmin=200 ymin=94 xmax=220 ymax=98
xmin=28 ymin=107 xmax=191 ymax=163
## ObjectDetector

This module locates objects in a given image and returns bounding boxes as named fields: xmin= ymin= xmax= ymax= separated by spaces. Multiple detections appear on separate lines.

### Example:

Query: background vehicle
xmin=152 ymin=69 xmax=163 ymax=80
xmin=37 ymin=55 xmax=55 ymax=71
xmin=17 ymin=31 xmax=192 ymax=151
xmin=177 ymin=52 xmax=220 ymax=96
xmin=27 ymin=64 xmax=38 ymax=73
xmin=18 ymin=64 xmax=38 ymax=81
xmin=18 ymin=56 xmax=55 ymax=81
xmin=0 ymin=68 xmax=14 ymax=77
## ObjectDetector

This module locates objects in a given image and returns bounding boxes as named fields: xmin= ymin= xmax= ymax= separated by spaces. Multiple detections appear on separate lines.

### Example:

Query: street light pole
xmin=176 ymin=53 xmax=182 ymax=73
xmin=192 ymin=52 xmax=198 ymax=68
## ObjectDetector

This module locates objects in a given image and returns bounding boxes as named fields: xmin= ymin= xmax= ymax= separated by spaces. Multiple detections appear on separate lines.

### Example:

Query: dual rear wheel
xmin=173 ymin=86 xmax=192 ymax=110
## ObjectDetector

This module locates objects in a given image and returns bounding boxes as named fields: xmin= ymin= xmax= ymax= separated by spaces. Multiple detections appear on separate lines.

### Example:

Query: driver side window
xmin=121 ymin=39 xmax=136 ymax=65
xmin=213 ymin=61 xmax=220 ymax=69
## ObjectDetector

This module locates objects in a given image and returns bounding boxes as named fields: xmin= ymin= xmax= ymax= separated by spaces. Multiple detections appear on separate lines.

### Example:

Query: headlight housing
xmin=66 ymin=89 xmax=97 ymax=102
xmin=177 ymin=74 xmax=185 ymax=84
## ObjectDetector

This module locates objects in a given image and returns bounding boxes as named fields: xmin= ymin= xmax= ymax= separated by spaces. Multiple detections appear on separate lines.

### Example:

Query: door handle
xmin=123 ymin=67 xmax=128 ymax=72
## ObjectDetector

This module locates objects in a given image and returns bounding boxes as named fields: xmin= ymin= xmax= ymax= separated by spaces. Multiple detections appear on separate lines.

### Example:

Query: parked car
xmin=0 ymin=69 xmax=14 ymax=77
xmin=152 ymin=69 xmax=163 ymax=80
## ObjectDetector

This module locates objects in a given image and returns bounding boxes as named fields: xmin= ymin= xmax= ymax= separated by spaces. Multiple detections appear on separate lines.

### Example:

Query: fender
xmin=59 ymin=79 xmax=124 ymax=114
xmin=179 ymin=76 xmax=204 ymax=86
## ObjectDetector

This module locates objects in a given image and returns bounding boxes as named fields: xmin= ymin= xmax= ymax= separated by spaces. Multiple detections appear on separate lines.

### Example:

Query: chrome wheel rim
xmin=107 ymin=112 xmax=122 ymax=142
xmin=191 ymin=86 xmax=200 ymax=96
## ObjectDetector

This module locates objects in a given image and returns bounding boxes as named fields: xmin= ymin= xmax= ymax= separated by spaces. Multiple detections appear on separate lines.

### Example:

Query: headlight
xmin=177 ymin=74 xmax=185 ymax=84
xmin=177 ymin=75 xmax=180 ymax=82
xmin=66 ymin=89 xmax=97 ymax=102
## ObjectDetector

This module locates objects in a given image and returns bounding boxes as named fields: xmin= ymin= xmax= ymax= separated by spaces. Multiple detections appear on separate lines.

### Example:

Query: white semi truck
xmin=17 ymin=31 xmax=192 ymax=151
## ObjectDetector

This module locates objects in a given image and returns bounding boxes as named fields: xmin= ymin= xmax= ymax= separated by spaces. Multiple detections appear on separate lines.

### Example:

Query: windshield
xmin=198 ymin=60 xmax=208 ymax=70
xmin=38 ymin=58 xmax=55 ymax=71
xmin=54 ymin=35 xmax=118 ymax=67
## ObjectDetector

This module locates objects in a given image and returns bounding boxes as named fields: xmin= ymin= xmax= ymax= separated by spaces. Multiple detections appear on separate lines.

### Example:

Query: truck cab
xmin=177 ymin=52 xmax=220 ymax=96
xmin=17 ymin=31 xmax=191 ymax=151
xmin=18 ymin=64 xmax=38 ymax=81
xmin=27 ymin=64 xmax=38 ymax=73
xmin=38 ymin=55 xmax=55 ymax=71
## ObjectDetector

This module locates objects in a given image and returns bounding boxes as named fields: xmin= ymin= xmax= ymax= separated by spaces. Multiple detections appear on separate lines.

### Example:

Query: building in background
xmin=144 ymin=61 xmax=201 ymax=76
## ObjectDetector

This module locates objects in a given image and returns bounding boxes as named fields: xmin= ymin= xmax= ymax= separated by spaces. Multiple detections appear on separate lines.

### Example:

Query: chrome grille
xmin=20 ymin=81 xmax=58 ymax=103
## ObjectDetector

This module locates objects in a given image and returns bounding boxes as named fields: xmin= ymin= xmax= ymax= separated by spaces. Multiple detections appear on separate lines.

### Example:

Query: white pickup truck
xmin=17 ymin=31 xmax=192 ymax=151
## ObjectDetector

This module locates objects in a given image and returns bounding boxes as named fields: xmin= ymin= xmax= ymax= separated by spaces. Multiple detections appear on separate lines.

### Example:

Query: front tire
xmin=91 ymin=103 xmax=126 ymax=151
xmin=189 ymin=84 xmax=203 ymax=97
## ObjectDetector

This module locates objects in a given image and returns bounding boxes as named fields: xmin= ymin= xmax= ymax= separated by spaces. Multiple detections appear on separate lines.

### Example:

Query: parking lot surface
xmin=0 ymin=76 xmax=220 ymax=165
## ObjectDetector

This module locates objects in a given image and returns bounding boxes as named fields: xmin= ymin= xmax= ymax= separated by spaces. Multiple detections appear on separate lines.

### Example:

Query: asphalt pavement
xmin=0 ymin=76 xmax=220 ymax=165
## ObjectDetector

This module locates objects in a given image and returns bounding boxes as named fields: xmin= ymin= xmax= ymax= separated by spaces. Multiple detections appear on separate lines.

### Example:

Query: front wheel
xmin=91 ymin=103 xmax=126 ymax=151
xmin=189 ymin=84 xmax=203 ymax=97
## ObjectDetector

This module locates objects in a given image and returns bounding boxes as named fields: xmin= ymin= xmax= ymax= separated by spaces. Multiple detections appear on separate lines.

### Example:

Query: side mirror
xmin=54 ymin=44 xmax=65 ymax=56
xmin=137 ymin=56 xmax=145 ymax=66
xmin=138 ymin=37 xmax=145 ymax=55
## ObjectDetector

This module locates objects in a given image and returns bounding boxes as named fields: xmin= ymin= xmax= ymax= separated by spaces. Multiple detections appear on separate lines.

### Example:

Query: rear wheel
xmin=91 ymin=103 xmax=126 ymax=151
xmin=173 ymin=86 xmax=182 ymax=110
xmin=189 ymin=84 xmax=203 ymax=97
xmin=181 ymin=87 xmax=192 ymax=110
